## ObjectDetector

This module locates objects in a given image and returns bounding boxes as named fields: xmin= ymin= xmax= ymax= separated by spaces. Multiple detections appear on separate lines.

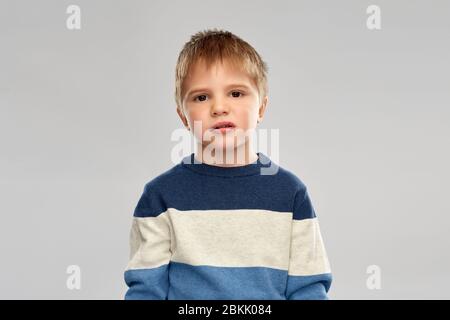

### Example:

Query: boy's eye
xmin=194 ymin=95 xmax=207 ymax=102
xmin=231 ymin=91 xmax=244 ymax=98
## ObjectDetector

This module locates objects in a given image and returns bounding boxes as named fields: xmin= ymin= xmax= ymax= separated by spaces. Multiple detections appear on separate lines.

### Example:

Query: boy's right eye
xmin=194 ymin=95 xmax=207 ymax=102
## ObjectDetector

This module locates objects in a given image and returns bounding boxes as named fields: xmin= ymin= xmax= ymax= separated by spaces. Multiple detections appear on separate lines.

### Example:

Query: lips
xmin=210 ymin=121 xmax=236 ymax=130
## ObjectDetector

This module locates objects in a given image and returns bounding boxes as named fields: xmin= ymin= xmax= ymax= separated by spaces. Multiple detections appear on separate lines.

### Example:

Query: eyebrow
xmin=186 ymin=83 xmax=252 ymax=97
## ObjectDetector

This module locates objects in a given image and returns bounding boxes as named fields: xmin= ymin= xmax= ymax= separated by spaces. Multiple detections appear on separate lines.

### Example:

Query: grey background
xmin=1 ymin=0 xmax=449 ymax=299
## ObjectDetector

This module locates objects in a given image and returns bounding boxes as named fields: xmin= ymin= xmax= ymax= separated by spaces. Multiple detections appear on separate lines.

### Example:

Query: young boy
xmin=123 ymin=29 xmax=332 ymax=300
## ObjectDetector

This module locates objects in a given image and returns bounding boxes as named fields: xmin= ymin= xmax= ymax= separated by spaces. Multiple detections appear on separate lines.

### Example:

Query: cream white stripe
xmin=167 ymin=208 xmax=293 ymax=270
xmin=288 ymin=217 xmax=331 ymax=276
xmin=125 ymin=213 xmax=172 ymax=270
xmin=126 ymin=208 xmax=331 ymax=276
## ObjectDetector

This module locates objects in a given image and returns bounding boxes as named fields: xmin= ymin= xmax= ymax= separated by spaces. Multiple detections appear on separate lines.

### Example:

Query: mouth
xmin=210 ymin=121 xmax=236 ymax=133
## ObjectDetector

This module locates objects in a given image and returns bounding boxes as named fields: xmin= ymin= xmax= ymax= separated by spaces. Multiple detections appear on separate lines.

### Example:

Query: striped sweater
xmin=124 ymin=152 xmax=332 ymax=300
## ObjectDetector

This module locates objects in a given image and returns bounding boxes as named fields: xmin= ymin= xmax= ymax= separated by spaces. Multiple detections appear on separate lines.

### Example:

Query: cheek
xmin=187 ymin=110 xmax=209 ymax=135
xmin=237 ymin=107 xmax=259 ymax=128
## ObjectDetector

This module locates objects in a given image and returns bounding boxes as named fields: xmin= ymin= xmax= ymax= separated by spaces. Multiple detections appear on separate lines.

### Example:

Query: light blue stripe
xmin=286 ymin=273 xmax=332 ymax=300
xmin=124 ymin=262 xmax=331 ymax=300
xmin=124 ymin=264 xmax=169 ymax=300
xmin=168 ymin=261 xmax=287 ymax=300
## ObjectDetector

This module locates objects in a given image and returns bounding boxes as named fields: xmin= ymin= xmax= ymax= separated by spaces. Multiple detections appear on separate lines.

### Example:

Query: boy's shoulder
xmin=279 ymin=166 xmax=306 ymax=191
xmin=268 ymin=158 xmax=308 ymax=194
xmin=139 ymin=160 xmax=185 ymax=195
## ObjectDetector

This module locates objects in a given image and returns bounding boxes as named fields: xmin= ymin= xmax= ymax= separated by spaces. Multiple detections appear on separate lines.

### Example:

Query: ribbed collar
xmin=180 ymin=152 xmax=272 ymax=177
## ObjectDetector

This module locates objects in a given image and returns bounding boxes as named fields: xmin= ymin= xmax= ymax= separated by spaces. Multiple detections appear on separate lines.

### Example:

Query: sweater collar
xmin=180 ymin=152 xmax=272 ymax=177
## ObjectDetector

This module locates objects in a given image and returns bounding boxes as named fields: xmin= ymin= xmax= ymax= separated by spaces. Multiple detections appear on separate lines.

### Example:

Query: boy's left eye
xmin=231 ymin=91 xmax=244 ymax=98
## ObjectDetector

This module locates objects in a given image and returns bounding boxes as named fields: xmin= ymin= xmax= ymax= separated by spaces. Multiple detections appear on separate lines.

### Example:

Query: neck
xmin=195 ymin=142 xmax=258 ymax=167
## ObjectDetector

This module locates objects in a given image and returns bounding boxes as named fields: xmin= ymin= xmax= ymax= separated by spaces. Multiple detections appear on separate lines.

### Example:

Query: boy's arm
xmin=285 ymin=188 xmax=332 ymax=300
xmin=124 ymin=184 xmax=171 ymax=300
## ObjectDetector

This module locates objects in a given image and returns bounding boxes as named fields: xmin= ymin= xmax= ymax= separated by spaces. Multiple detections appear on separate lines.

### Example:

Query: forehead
xmin=184 ymin=58 xmax=253 ymax=87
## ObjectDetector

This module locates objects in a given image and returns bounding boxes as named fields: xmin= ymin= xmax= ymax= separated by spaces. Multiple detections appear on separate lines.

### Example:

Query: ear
xmin=257 ymin=96 xmax=268 ymax=124
xmin=176 ymin=106 xmax=190 ymax=130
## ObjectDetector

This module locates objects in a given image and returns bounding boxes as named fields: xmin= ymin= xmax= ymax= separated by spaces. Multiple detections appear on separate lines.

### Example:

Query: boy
xmin=124 ymin=28 xmax=332 ymax=299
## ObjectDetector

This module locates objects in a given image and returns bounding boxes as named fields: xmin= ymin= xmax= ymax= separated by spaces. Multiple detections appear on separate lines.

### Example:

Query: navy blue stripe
xmin=133 ymin=153 xmax=314 ymax=220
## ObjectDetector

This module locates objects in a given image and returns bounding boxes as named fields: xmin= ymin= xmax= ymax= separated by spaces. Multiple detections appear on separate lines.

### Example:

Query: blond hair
xmin=174 ymin=28 xmax=268 ymax=109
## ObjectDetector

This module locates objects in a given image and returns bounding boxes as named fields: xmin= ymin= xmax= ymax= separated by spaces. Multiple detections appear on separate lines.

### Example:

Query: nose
xmin=210 ymin=96 xmax=229 ymax=116
xmin=211 ymin=104 xmax=229 ymax=117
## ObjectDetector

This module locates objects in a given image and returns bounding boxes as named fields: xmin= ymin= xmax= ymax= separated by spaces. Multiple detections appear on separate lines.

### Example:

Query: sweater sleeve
xmin=285 ymin=188 xmax=332 ymax=300
xmin=123 ymin=183 xmax=172 ymax=300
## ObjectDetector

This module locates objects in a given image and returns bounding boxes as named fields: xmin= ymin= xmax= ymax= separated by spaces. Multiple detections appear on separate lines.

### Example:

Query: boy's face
xmin=177 ymin=58 xmax=268 ymax=154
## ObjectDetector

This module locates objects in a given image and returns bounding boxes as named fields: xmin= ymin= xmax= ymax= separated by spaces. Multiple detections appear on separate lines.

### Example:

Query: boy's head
xmin=174 ymin=29 xmax=269 ymax=156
